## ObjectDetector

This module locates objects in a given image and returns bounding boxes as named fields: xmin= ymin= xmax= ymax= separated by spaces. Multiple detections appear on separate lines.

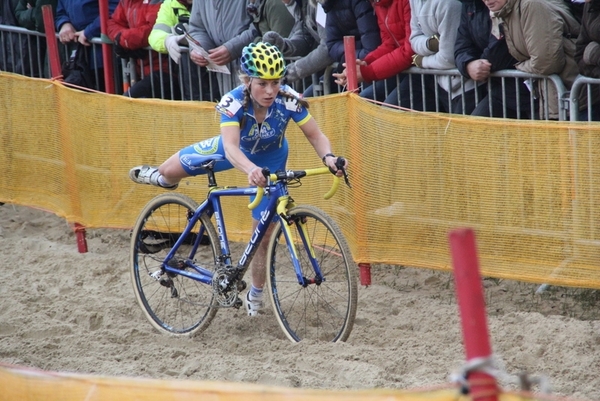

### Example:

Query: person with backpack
xmin=55 ymin=0 xmax=119 ymax=90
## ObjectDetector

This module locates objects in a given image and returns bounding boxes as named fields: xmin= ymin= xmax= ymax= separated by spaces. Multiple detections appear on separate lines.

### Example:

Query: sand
xmin=0 ymin=203 xmax=599 ymax=400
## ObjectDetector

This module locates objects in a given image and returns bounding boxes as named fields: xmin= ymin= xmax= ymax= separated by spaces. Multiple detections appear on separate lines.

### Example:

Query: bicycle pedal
xmin=234 ymin=297 xmax=243 ymax=309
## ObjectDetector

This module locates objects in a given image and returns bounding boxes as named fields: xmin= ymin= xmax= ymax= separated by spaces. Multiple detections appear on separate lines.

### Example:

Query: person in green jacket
xmin=148 ymin=0 xmax=217 ymax=101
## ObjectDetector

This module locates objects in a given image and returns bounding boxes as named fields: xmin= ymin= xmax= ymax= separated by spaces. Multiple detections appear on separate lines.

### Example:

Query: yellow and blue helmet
xmin=240 ymin=42 xmax=286 ymax=79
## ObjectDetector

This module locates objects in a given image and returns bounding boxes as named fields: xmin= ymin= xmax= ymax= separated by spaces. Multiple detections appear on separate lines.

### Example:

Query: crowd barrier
xmin=0 ymin=362 xmax=574 ymax=401
xmin=3 ymin=72 xmax=600 ymax=291
xmin=5 ymin=23 xmax=600 ymax=121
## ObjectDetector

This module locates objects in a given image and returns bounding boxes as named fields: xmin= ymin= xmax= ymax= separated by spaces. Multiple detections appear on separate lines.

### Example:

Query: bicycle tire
xmin=130 ymin=193 xmax=219 ymax=336
xmin=266 ymin=205 xmax=358 ymax=342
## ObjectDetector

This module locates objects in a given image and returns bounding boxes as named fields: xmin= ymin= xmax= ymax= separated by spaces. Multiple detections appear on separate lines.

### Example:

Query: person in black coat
xmin=454 ymin=0 xmax=535 ymax=119
xmin=304 ymin=0 xmax=380 ymax=96
xmin=574 ymin=0 xmax=600 ymax=120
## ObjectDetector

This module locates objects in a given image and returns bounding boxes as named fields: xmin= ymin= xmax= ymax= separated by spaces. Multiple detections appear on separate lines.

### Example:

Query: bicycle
xmin=130 ymin=154 xmax=357 ymax=342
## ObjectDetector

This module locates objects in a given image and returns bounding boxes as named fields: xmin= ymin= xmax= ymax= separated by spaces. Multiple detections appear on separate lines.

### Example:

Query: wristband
xmin=322 ymin=153 xmax=335 ymax=165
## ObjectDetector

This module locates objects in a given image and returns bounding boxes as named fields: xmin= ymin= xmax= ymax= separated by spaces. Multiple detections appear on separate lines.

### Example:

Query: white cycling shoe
xmin=244 ymin=292 xmax=264 ymax=317
xmin=129 ymin=165 xmax=178 ymax=190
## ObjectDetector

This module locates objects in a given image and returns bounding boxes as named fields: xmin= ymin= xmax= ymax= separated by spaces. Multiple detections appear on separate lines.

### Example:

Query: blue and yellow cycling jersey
xmin=215 ymin=84 xmax=311 ymax=154
xmin=178 ymin=84 xmax=312 ymax=220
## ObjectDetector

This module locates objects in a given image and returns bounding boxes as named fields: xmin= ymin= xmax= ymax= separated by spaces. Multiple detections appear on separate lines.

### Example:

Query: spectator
xmin=246 ymin=0 xmax=295 ymax=42
xmin=1 ymin=0 xmax=47 ymax=76
xmin=187 ymin=0 xmax=253 ymax=95
xmin=486 ymin=0 xmax=581 ymax=120
xmin=305 ymin=0 xmax=380 ymax=97
xmin=392 ymin=0 xmax=477 ymax=112
xmin=55 ymin=0 xmax=120 ymax=91
xmin=128 ymin=42 xmax=347 ymax=316
xmin=14 ymin=0 xmax=57 ymax=32
xmin=565 ymin=0 xmax=585 ymax=23
xmin=148 ymin=0 xmax=210 ymax=101
xmin=262 ymin=0 xmax=333 ymax=92
xmin=107 ymin=0 xmax=178 ymax=99
xmin=574 ymin=0 xmax=600 ymax=120
xmin=334 ymin=0 xmax=412 ymax=103
xmin=454 ymin=0 xmax=534 ymax=119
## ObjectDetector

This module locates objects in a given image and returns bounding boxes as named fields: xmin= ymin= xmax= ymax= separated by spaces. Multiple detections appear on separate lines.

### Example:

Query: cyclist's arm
xmin=298 ymin=118 xmax=345 ymax=175
xmin=221 ymin=125 xmax=265 ymax=186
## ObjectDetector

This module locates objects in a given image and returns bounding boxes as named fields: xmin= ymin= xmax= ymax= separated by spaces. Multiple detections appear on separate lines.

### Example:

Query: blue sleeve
xmin=83 ymin=0 xmax=119 ymax=39
xmin=54 ymin=0 xmax=69 ymax=30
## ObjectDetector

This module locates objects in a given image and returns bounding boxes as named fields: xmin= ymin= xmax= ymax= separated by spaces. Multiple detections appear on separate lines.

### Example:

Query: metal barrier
xmin=569 ymin=75 xmax=600 ymax=121
xmin=0 ymin=24 xmax=47 ymax=77
xmin=111 ymin=47 xmax=318 ymax=101
xmin=0 ymin=22 xmax=576 ymax=120
xmin=357 ymin=67 xmax=568 ymax=121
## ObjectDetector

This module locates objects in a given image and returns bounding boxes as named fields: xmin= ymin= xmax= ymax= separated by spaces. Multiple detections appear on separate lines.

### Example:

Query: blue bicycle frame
xmin=157 ymin=176 xmax=322 ymax=287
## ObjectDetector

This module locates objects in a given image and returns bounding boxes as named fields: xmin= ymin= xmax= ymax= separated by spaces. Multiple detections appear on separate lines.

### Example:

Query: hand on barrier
xmin=113 ymin=33 xmax=147 ymax=59
xmin=165 ymin=34 xmax=185 ymax=64
xmin=411 ymin=54 xmax=423 ymax=68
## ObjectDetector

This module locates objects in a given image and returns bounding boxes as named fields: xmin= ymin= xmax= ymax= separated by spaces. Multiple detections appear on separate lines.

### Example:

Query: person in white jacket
xmin=386 ymin=0 xmax=477 ymax=112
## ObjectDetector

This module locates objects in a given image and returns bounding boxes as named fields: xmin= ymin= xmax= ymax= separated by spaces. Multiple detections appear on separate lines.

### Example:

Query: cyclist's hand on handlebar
xmin=324 ymin=156 xmax=347 ymax=176
xmin=248 ymin=166 xmax=267 ymax=187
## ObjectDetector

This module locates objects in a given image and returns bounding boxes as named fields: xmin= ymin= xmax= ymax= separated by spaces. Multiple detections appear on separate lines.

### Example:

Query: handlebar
xmin=247 ymin=162 xmax=347 ymax=210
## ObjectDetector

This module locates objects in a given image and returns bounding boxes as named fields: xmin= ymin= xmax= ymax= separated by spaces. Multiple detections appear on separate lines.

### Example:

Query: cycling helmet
xmin=240 ymin=42 xmax=286 ymax=79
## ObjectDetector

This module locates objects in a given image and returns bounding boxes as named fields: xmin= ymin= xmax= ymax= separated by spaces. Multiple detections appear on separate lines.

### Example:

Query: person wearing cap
xmin=128 ymin=42 xmax=347 ymax=316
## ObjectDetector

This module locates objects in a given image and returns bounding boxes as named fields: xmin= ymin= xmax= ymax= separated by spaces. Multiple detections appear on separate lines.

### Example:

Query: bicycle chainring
xmin=211 ymin=266 xmax=245 ymax=307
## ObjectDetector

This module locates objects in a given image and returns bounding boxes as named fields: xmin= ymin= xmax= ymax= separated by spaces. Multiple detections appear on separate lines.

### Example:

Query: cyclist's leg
xmin=130 ymin=135 xmax=230 ymax=189
xmin=243 ymin=146 xmax=287 ymax=315
xmin=162 ymin=135 xmax=233 ymax=180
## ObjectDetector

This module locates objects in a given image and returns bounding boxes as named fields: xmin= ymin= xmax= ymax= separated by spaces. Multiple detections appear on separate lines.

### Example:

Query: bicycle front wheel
xmin=266 ymin=205 xmax=358 ymax=342
xmin=130 ymin=193 xmax=219 ymax=336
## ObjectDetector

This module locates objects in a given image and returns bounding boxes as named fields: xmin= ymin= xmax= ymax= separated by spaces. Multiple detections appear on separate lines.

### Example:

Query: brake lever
xmin=331 ymin=157 xmax=351 ymax=188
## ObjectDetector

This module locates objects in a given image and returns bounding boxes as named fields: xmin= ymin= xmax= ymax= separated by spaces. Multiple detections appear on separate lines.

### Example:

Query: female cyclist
xmin=129 ymin=41 xmax=347 ymax=317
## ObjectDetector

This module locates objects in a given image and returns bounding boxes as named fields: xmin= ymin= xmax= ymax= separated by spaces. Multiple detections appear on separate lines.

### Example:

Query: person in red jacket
xmin=333 ymin=0 xmax=413 ymax=102
xmin=107 ymin=0 xmax=179 ymax=99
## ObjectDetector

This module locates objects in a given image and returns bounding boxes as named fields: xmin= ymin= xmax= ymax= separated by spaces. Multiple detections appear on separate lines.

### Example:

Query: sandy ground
xmin=0 ymin=203 xmax=599 ymax=400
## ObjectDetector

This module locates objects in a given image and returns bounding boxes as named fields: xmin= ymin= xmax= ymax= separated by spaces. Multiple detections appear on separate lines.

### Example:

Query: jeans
xmin=360 ymin=76 xmax=400 ymax=102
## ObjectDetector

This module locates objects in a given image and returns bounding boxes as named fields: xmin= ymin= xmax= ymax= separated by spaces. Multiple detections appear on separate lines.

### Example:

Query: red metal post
xmin=74 ymin=223 xmax=88 ymax=253
xmin=42 ymin=5 xmax=62 ymax=78
xmin=43 ymin=5 xmax=89 ymax=253
xmin=343 ymin=35 xmax=371 ymax=285
xmin=343 ymin=36 xmax=357 ymax=91
xmin=358 ymin=263 xmax=371 ymax=286
xmin=449 ymin=228 xmax=498 ymax=401
xmin=99 ymin=0 xmax=115 ymax=94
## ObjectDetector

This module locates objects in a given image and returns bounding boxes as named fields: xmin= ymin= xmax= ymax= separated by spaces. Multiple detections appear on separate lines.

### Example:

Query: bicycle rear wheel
xmin=266 ymin=205 xmax=358 ymax=342
xmin=130 ymin=193 xmax=219 ymax=336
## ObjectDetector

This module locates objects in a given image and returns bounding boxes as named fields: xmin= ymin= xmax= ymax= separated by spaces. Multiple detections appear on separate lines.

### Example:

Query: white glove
xmin=164 ymin=34 xmax=185 ymax=64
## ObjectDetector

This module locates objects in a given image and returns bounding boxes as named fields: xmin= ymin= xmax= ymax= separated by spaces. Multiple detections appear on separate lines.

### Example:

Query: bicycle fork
xmin=277 ymin=203 xmax=325 ymax=287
